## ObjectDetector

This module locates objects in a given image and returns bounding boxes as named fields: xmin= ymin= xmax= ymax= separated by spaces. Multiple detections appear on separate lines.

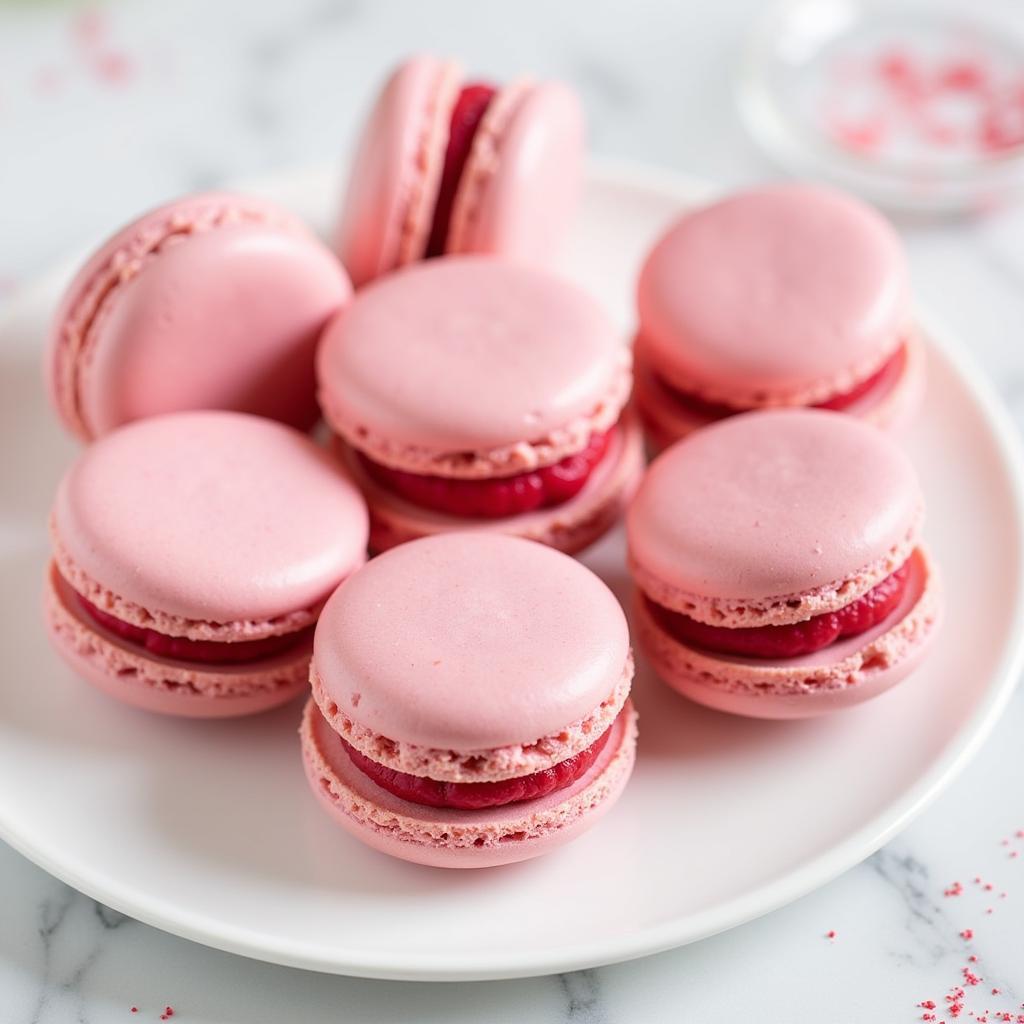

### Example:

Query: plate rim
xmin=2 ymin=158 xmax=1023 ymax=982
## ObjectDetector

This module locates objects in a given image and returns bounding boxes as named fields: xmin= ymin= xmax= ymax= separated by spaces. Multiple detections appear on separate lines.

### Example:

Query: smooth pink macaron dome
xmin=48 ymin=192 xmax=350 ymax=441
xmin=446 ymin=79 xmax=583 ymax=260
xmin=317 ymin=257 xmax=629 ymax=467
xmin=628 ymin=410 xmax=922 ymax=609
xmin=334 ymin=55 xmax=459 ymax=287
xmin=312 ymin=532 xmax=629 ymax=751
xmin=637 ymin=184 xmax=910 ymax=406
xmin=52 ymin=411 xmax=369 ymax=627
xmin=334 ymin=54 xmax=584 ymax=288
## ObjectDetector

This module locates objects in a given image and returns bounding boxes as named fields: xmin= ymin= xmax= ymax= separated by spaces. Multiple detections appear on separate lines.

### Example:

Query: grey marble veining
xmin=2 ymin=0 xmax=1023 ymax=1021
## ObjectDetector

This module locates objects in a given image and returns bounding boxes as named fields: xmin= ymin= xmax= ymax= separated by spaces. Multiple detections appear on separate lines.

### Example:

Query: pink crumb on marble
xmin=93 ymin=50 xmax=135 ymax=86
xmin=71 ymin=7 xmax=106 ymax=49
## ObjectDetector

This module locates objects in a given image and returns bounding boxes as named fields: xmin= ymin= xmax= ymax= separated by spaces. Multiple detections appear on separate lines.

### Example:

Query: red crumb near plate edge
xmin=360 ymin=427 xmax=615 ymax=519
xmin=911 ymin=824 xmax=1024 ymax=1021
xmin=648 ymin=561 xmax=911 ymax=659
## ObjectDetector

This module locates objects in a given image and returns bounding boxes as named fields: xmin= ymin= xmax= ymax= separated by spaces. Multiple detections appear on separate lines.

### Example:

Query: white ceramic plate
xmin=1 ymin=162 xmax=1023 ymax=983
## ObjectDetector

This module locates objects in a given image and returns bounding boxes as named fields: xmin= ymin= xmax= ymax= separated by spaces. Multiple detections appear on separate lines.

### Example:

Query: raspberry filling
xmin=650 ymin=560 xmax=911 ymax=659
xmin=425 ymin=82 xmax=497 ymax=258
xmin=360 ymin=427 xmax=615 ymax=519
xmin=341 ymin=727 xmax=610 ymax=810
xmin=78 ymin=595 xmax=313 ymax=665
xmin=658 ymin=348 xmax=903 ymax=421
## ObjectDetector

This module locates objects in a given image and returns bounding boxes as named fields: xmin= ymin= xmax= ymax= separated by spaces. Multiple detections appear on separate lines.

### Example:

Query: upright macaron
xmin=44 ymin=412 xmax=369 ymax=717
xmin=627 ymin=410 xmax=941 ymax=718
xmin=634 ymin=184 xmax=923 ymax=447
xmin=47 ymin=192 xmax=352 ymax=442
xmin=300 ymin=533 xmax=638 ymax=867
xmin=334 ymin=54 xmax=584 ymax=287
xmin=317 ymin=256 xmax=643 ymax=553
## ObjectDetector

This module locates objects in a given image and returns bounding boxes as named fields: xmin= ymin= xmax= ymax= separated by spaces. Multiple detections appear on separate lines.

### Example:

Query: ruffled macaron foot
xmin=335 ymin=54 xmax=583 ymax=286
xmin=634 ymin=332 xmax=926 ymax=450
xmin=44 ymin=412 xmax=368 ymax=717
xmin=628 ymin=409 xmax=942 ymax=719
xmin=634 ymin=184 xmax=921 ymax=448
xmin=339 ymin=410 xmax=644 ymax=554
xmin=44 ymin=565 xmax=313 ymax=718
xmin=300 ymin=533 xmax=638 ymax=866
xmin=301 ymin=698 xmax=638 ymax=868
xmin=47 ymin=193 xmax=351 ymax=441
xmin=317 ymin=257 xmax=636 ymax=554
xmin=634 ymin=547 xmax=941 ymax=720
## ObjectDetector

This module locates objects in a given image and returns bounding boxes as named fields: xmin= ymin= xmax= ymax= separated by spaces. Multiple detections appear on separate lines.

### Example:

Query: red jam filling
xmin=650 ymin=560 xmax=911 ymax=659
xmin=360 ymin=427 xmax=615 ymax=519
xmin=78 ymin=595 xmax=312 ymax=665
xmin=341 ymin=727 xmax=610 ymax=809
xmin=659 ymin=349 xmax=903 ymax=421
xmin=425 ymin=82 xmax=497 ymax=257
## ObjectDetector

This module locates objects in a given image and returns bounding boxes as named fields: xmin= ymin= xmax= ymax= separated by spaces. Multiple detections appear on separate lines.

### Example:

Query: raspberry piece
xmin=425 ymin=83 xmax=496 ymax=257
xmin=362 ymin=428 xmax=614 ymax=518
xmin=651 ymin=560 xmax=911 ymax=659
xmin=78 ymin=596 xmax=311 ymax=665
xmin=343 ymin=728 xmax=610 ymax=809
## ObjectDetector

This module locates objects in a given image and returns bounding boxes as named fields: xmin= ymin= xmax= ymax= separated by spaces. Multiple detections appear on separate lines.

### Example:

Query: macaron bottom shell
xmin=633 ymin=333 xmax=926 ymax=451
xmin=44 ymin=565 xmax=311 ymax=718
xmin=339 ymin=411 xmax=645 ymax=555
xmin=300 ymin=698 xmax=638 ymax=868
xmin=634 ymin=548 xmax=941 ymax=720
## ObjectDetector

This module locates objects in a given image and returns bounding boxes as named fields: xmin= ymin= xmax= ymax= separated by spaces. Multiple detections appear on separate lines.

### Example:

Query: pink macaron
xmin=334 ymin=54 xmax=584 ymax=287
xmin=317 ymin=256 xmax=643 ymax=554
xmin=44 ymin=411 xmax=368 ymax=717
xmin=627 ymin=410 xmax=941 ymax=719
xmin=47 ymin=192 xmax=352 ymax=442
xmin=634 ymin=183 xmax=924 ymax=448
xmin=300 ymin=533 xmax=637 ymax=868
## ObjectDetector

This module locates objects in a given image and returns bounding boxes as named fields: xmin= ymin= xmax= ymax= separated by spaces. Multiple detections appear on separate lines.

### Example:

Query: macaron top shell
xmin=53 ymin=411 xmax=368 ymax=624
xmin=637 ymin=184 xmax=910 ymax=404
xmin=312 ymin=533 xmax=630 ymax=751
xmin=447 ymin=80 xmax=584 ymax=262
xmin=334 ymin=55 xmax=460 ymax=287
xmin=317 ymin=257 xmax=625 ymax=455
xmin=48 ymin=192 xmax=351 ymax=440
xmin=627 ymin=409 xmax=922 ymax=601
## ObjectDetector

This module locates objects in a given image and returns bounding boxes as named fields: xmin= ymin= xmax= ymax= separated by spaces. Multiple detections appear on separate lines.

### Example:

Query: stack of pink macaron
xmin=39 ymin=53 xmax=943 ymax=869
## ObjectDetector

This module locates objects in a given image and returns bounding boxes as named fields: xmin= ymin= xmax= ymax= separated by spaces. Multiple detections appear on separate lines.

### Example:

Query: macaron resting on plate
xmin=634 ymin=183 xmax=924 ymax=447
xmin=317 ymin=256 xmax=643 ymax=553
xmin=628 ymin=410 xmax=942 ymax=718
xmin=334 ymin=54 xmax=584 ymax=286
xmin=300 ymin=533 xmax=637 ymax=867
xmin=44 ymin=411 xmax=368 ymax=717
xmin=47 ymin=192 xmax=352 ymax=441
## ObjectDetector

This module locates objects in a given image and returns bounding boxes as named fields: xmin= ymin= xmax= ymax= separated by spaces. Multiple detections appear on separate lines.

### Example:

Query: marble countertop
xmin=3 ymin=0 xmax=1024 ymax=1020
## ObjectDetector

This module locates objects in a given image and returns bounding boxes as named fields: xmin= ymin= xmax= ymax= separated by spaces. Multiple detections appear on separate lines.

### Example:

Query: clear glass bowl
xmin=737 ymin=0 xmax=1024 ymax=213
